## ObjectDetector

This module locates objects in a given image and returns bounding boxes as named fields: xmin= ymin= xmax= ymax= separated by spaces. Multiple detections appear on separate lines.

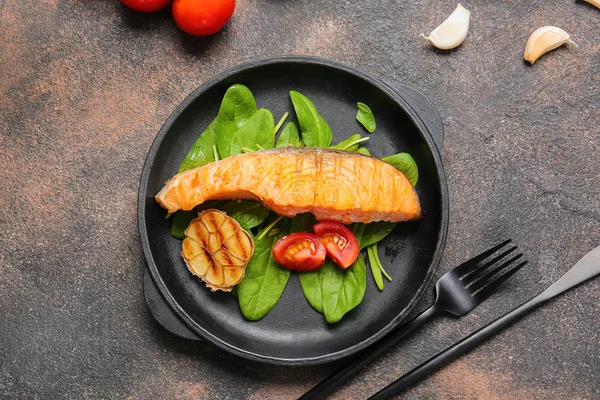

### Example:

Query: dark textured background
xmin=1 ymin=0 xmax=599 ymax=399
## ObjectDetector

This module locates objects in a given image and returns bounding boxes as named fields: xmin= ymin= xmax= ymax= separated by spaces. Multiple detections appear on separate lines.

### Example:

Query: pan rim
xmin=137 ymin=55 xmax=449 ymax=365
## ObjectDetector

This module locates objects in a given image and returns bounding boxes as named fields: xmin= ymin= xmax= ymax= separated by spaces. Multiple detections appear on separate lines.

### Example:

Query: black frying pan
xmin=138 ymin=56 xmax=448 ymax=365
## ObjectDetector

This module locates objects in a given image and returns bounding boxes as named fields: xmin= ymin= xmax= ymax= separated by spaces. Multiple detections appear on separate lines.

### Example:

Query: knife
xmin=369 ymin=244 xmax=600 ymax=399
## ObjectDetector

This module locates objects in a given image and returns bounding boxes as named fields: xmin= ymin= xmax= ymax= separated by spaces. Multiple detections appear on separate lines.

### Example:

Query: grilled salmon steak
xmin=156 ymin=148 xmax=422 ymax=224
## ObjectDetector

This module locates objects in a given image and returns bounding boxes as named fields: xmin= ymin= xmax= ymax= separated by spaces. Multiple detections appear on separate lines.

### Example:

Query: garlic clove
xmin=523 ymin=26 xmax=578 ymax=65
xmin=421 ymin=3 xmax=471 ymax=50
xmin=584 ymin=0 xmax=600 ymax=9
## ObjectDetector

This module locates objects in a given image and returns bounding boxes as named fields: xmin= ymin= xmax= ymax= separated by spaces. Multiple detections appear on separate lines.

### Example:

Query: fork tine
xmin=453 ymin=239 xmax=512 ymax=278
xmin=461 ymin=246 xmax=518 ymax=283
xmin=468 ymin=254 xmax=523 ymax=291
xmin=471 ymin=260 xmax=528 ymax=300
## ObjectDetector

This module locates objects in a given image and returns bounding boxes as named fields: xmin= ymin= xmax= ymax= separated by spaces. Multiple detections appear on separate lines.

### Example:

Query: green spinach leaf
xmin=330 ymin=133 xmax=369 ymax=152
xmin=358 ymin=222 xmax=398 ymax=250
xmin=382 ymin=153 xmax=419 ymax=187
xmin=322 ymin=254 xmax=367 ymax=323
xmin=372 ymin=242 xmax=392 ymax=281
xmin=301 ymin=230 xmax=368 ymax=321
xmin=274 ymin=112 xmax=289 ymax=136
xmin=237 ymin=222 xmax=290 ymax=321
xmin=367 ymin=244 xmax=384 ymax=291
xmin=178 ymin=118 xmax=218 ymax=173
xmin=357 ymin=147 xmax=371 ymax=156
xmin=223 ymin=200 xmax=270 ymax=231
xmin=356 ymin=102 xmax=376 ymax=133
xmin=228 ymin=108 xmax=276 ymax=156
xmin=216 ymin=84 xmax=257 ymax=158
xmin=290 ymin=91 xmax=332 ymax=148
xmin=276 ymin=122 xmax=304 ymax=148
xmin=289 ymin=213 xmax=317 ymax=233
xmin=299 ymin=266 xmax=328 ymax=314
xmin=170 ymin=209 xmax=197 ymax=240
xmin=352 ymin=222 xmax=366 ymax=241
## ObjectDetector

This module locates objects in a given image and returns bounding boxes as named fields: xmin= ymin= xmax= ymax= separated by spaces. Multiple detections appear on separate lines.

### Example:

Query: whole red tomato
xmin=172 ymin=0 xmax=235 ymax=36
xmin=120 ymin=0 xmax=171 ymax=12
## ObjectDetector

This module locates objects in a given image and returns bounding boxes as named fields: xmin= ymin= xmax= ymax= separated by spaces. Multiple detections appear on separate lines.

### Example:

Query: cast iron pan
xmin=138 ymin=56 xmax=448 ymax=365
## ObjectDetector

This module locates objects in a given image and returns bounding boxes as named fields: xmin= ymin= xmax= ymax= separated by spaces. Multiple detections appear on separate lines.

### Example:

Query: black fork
xmin=299 ymin=239 xmax=527 ymax=400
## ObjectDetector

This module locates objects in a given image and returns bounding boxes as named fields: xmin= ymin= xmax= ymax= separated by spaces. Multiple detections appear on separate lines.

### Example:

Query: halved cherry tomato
xmin=120 ymin=0 xmax=171 ymax=12
xmin=313 ymin=221 xmax=359 ymax=269
xmin=273 ymin=233 xmax=326 ymax=272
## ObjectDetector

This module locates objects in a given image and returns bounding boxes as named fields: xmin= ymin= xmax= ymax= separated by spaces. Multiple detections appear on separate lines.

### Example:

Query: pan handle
xmin=144 ymin=269 xmax=203 ymax=341
xmin=387 ymin=82 xmax=444 ymax=151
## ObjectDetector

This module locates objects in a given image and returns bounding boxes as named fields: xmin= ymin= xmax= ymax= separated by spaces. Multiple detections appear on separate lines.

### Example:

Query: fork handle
xmin=299 ymin=304 xmax=439 ymax=400
xmin=368 ymin=297 xmax=542 ymax=399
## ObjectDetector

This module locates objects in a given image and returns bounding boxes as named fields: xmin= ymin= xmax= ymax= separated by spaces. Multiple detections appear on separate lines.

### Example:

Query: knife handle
xmin=368 ymin=297 xmax=543 ymax=400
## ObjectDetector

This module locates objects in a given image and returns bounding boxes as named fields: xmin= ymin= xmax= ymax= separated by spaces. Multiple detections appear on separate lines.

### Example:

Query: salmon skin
xmin=156 ymin=148 xmax=421 ymax=224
